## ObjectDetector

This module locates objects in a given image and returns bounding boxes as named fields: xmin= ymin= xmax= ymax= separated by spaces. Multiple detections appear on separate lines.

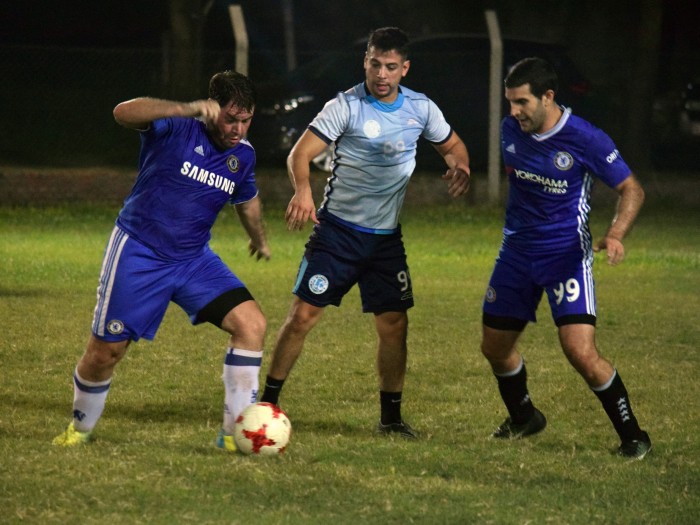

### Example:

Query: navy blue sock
xmin=593 ymin=371 xmax=645 ymax=441
xmin=380 ymin=391 xmax=402 ymax=425
xmin=495 ymin=360 xmax=535 ymax=424
xmin=260 ymin=375 xmax=285 ymax=405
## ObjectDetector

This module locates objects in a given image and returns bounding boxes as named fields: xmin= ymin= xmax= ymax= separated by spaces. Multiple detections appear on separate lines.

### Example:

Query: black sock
xmin=379 ymin=391 xmax=402 ymax=425
xmin=260 ymin=375 xmax=285 ymax=405
xmin=495 ymin=360 xmax=535 ymax=424
xmin=593 ymin=370 xmax=644 ymax=442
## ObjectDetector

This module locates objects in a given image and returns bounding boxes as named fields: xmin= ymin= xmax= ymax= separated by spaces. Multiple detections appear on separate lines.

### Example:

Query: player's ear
xmin=402 ymin=59 xmax=410 ymax=77
xmin=543 ymin=89 xmax=555 ymax=105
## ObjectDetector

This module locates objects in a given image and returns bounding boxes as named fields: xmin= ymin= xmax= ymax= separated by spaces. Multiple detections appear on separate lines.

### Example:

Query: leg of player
xmin=558 ymin=323 xmax=651 ymax=459
xmin=260 ymin=297 xmax=325 ymax=406
xmin=374 ymin=311 xmax=417 ymax=439
xmin=52 ymin=336 xmax=129 ymax=446
xmin=481 ymin=324 xmax=547 ymax=439
xmin=217 ymin=299 xmax=265 ymax=451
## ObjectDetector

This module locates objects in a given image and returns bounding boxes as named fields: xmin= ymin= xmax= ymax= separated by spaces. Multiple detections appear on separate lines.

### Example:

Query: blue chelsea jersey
xmin=116 ymin=117 xmax=258 ymax=260
xmin=308 ymin=82 xmax=452 ymax=232
xmin=501 ymin=107 xmax=631 ymax=254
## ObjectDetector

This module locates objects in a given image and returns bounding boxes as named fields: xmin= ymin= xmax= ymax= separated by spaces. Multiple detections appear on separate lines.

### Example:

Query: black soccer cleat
xmin=618 ymin=431 xmax=652 ymax=460
xmin=376 ymin=420 xmax=419 ymax=439
xmin=492 ymin=408 xmax=547 ymax=439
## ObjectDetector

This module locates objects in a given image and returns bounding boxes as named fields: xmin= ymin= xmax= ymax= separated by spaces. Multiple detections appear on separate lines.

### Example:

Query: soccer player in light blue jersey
xmin=481 ymin=57 xmax=651 ymax=459
xmin=53 ymin=71 xmax=270 ymax=451
xmin=260 ymin=27 xmax=471 ymax=438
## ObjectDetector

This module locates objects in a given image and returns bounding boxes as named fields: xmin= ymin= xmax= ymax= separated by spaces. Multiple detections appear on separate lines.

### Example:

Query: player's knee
xmin=222 ymin=304 xmax=266 ymax=343
xmin=375 ymin=311 xmax=408 ymax=342
xmin=84 ymin=337 xmax=128 ymax=371
xmin=243 ymin=310 xmax=267 ymax=339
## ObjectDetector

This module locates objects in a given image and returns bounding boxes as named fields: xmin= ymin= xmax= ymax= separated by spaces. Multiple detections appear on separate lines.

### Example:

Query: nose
xmin=231 ymin=121 xmax=244 ymax=134
xmin=509 ymin=103 xmax=520 ymax=118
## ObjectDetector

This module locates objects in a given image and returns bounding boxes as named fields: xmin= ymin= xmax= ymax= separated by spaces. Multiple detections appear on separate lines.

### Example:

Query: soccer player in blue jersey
xmin=53 ymin=71 xmax=270 ymax=451
xmin=259 ymin=27 xmax=471 ymax=438
xmin=481 ymin=57 xmax=651 ymax=459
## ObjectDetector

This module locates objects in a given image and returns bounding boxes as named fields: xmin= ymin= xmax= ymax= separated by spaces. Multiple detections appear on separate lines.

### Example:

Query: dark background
xmin=1 ymin=0 xmax=699 ymax=169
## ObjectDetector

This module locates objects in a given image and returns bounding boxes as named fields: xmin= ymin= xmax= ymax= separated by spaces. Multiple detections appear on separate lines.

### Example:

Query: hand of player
xmin=248 ymin=240 xmax=271 ymax=261
xmin=593 ymin=236 xmax=625 ymax=265
xmin=187 ymin=99 xmax=221 ymax=123
xmin=285 ymin=190 xmax=318 ymax=231
xmin=442 ymin=167 xmax=471 ymax=197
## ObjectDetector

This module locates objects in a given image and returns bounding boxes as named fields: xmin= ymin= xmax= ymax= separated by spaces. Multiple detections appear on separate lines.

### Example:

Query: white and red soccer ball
xmin=233 ymin=402 xmax=292 ymax=455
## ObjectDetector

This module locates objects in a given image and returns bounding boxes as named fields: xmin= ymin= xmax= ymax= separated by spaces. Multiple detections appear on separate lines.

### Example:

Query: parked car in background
xmin=651 ymin=79 xmax=700 ymax=168
xmin=250 ymin=33 xmax=593 ymax=170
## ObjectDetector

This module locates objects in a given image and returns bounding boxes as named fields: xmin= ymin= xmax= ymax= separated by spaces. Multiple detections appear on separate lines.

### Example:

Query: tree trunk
xmin=167 ymin=0 xmax=202 ymax=100
xmin=624 ymin=0 xmax=663 ymax=170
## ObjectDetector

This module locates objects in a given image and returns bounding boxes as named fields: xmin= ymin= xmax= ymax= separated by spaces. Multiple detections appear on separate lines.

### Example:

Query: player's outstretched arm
xmin=113 ymin=97 xmax=220 ymax=130
xmin=235 ymin=196 xmax=270 ymax=261
xmin=594 ymin=173 xmax=645 ymax=265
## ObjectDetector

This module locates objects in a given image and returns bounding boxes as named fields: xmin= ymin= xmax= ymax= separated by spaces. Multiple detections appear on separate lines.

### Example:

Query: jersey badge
xmin=107 ymin=319 xmax=125 ymax=335
xmin=363 ymin=119 xmax=381 ymax=138
xmin=194 ymin=145 xmax=205 ymax=156
xmin=226 ymin=155 xmax=240 ymax=173
xmin=308 ymin=274 xmax=329 ymax=295
xmin=485 ymin=286 xmax=497 ymax=303
xmin=553 ymin=151 xmax=574 ymax=171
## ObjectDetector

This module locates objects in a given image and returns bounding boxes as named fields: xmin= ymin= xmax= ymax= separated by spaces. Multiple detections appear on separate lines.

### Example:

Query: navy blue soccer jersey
xmin=116 ymin=117 xmax=258 ymax=260
xmin=501 ymin=108 xmax=631 ymax=254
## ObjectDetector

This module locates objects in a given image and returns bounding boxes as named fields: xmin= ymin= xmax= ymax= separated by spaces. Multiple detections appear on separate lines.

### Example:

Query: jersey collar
xmin=533 ymin=106 xmax=571 ymax=141
xmin=364 ymin=83 xmax=405 ymax=112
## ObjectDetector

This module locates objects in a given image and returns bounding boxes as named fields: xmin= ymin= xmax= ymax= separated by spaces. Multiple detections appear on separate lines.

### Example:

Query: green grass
xmin=1 ymin=195 xmax=699 ymax=524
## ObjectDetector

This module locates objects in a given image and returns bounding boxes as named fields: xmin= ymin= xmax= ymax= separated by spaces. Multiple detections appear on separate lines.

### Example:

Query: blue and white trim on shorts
xmin=92 ymin=226 xmax=129 ymax=338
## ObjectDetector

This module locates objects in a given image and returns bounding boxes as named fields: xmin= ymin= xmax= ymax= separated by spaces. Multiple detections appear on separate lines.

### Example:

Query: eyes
xmin=224 ymin=116 xmax=252 ymax=125
xmin=368 ymin=59 xmax=401 ymax=72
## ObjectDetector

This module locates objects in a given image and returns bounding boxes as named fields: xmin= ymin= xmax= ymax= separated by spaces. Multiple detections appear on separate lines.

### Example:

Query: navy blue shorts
xmin=91 ymin=226 xmax=249 ymax=342
xmin=482 ymin=244 xmax=597 ymax=326
xmin=292 ymin=217 xmax=414 ymax=313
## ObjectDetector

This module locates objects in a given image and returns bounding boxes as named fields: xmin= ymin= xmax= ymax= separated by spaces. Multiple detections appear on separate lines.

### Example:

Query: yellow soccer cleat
xmin=215 ymin=429 xmax=237 ymax=452
xmin=52 ymin=422 xmax=92 ymax=446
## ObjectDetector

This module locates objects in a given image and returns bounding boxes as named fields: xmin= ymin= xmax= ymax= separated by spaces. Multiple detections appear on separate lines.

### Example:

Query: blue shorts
xmin=91 ymin=226 xmax=247 ymax=342
xmin=482 ymin=244 xmax=596 ymax=325
xmin=292 ymin=216 xmax=414 ymax=313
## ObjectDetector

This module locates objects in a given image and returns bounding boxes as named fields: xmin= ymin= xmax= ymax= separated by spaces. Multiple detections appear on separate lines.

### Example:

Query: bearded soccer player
xmin=480 ymin=57 xmax=651 ymax=459
xmin=53 ymin=71 xmax=270 ymax=452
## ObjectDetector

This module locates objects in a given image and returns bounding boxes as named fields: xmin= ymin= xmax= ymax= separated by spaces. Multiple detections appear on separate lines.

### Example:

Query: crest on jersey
xmin=308 ymin=274 xmax=329 ymax=295
xmin=363 ymin=119 xmax=381 ymax=138
xmin=107 ymin=319 xmax=125 ymax=335
xmin=227 ymin=155 xmax=240 ymax=173
xmin=553 ymin=151 xmax=574 ymax=171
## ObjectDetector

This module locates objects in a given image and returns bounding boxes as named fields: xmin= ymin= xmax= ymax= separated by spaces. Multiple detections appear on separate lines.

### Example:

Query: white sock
xmin=222 ymin=348 xmax=262 ymax=433
xmin=72 ymin=369 xmax=111 ymax=432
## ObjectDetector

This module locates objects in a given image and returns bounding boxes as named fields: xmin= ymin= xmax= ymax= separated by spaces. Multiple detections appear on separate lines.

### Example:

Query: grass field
xmin=1 ymin=172 xmax=699 ymax=524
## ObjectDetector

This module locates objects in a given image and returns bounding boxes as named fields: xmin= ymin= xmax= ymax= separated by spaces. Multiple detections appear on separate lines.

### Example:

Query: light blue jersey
xmin=308 ymin=82 xmax=453 ymax=232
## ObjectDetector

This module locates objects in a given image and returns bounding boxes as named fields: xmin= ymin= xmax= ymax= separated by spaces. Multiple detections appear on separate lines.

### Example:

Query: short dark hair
xmin=208 ymin=70 xmax=256 ymax=110
xmin=504 ymin=57 xmax=558 ymax=98
xmin=367 ymin=27 xmax=410 ymax=59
